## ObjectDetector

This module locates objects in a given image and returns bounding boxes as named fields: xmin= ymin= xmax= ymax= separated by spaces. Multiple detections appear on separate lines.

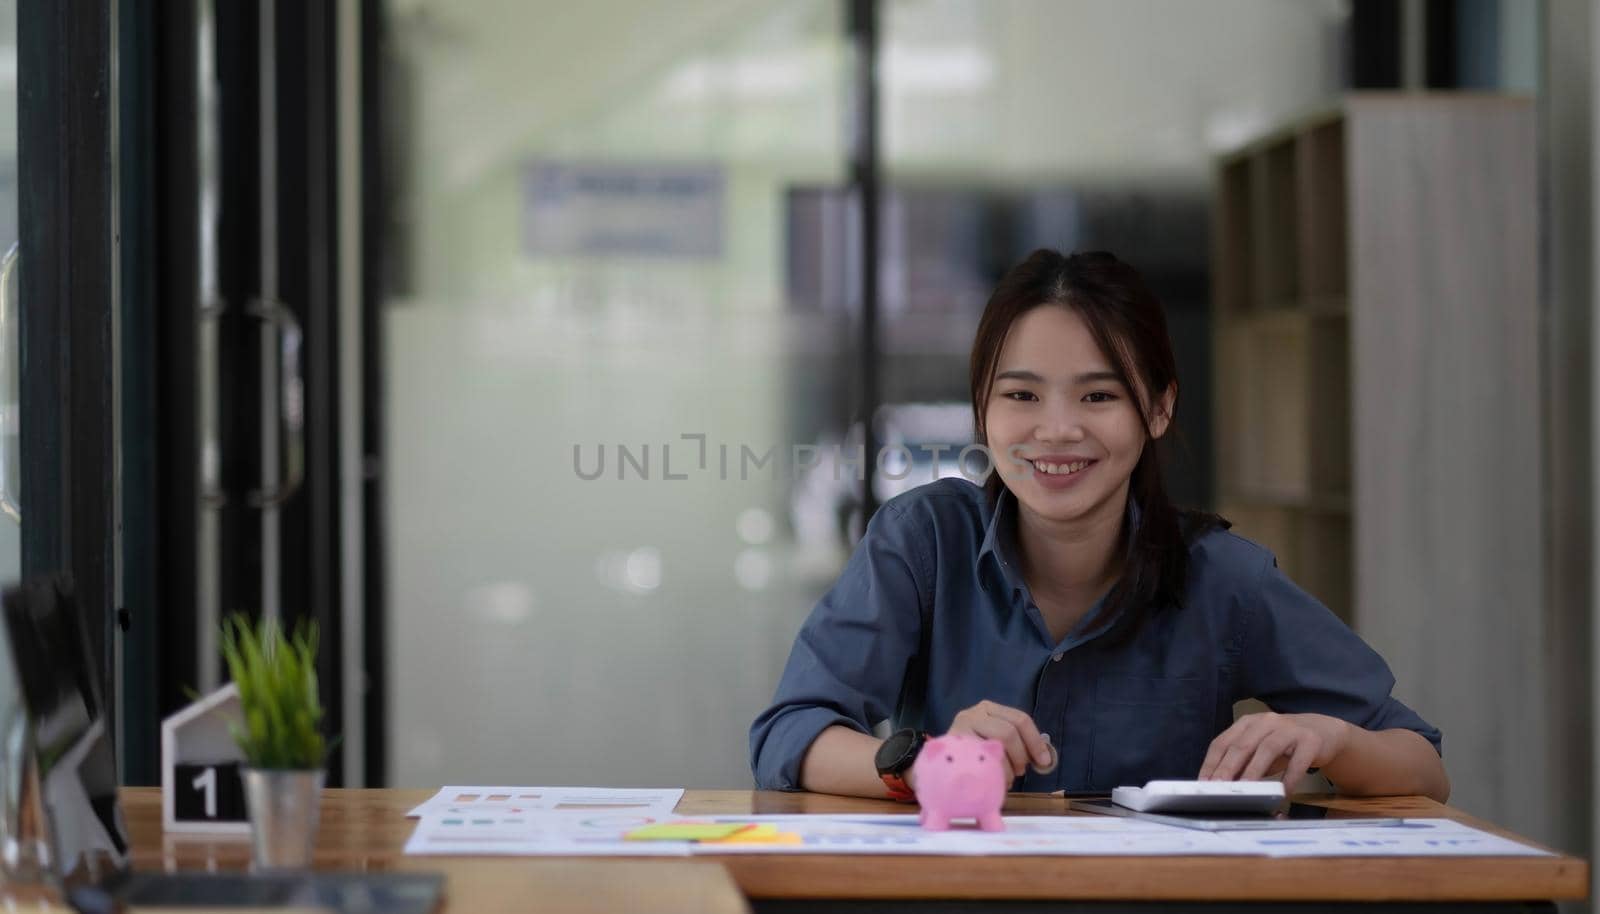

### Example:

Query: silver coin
xmin=1032 ymin=733 xmax=1059 ymax=775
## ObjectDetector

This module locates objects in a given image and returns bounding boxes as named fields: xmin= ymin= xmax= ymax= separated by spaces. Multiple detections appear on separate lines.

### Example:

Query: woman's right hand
xmin=945 ymin=700 xmax=1054 ymax=779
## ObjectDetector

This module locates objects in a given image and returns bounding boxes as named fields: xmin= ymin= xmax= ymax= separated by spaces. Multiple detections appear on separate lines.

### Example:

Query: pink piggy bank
xmin=911 ymin=734 xmax=1008 ymax=831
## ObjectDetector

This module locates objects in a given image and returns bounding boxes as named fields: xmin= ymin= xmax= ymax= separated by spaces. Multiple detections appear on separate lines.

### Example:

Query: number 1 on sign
xmin=191 ymin=766 xmax=217 ymax=818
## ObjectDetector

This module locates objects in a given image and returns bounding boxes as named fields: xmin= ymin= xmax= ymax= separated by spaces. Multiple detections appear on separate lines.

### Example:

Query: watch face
xmin=875 ymin=729 xmax=918 ymax=773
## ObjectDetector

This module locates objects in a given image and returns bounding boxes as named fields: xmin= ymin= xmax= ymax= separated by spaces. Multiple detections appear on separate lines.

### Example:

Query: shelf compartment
xmin=1307 ymin=312 xmax=1351 ymax=497
xmin=1295 ymin=119 xmax=1348 ymax=300
xmin=1214 ymin=158 xmax=1253 ymax=316
xmin=1295 ymin=511 xmax=1352 ymax=625
xmin=1252 ymin=311 xmax=1311 ymax=499
xmin=1249 ymin=141 xmax=1299 ymax=308
xmin=1213 ymin=322 xmax=1258 ymax=497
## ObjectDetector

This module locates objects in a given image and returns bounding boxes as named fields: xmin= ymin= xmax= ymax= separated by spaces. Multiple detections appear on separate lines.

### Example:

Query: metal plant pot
xmin=241 ymin=767 xmax=324 ymax=870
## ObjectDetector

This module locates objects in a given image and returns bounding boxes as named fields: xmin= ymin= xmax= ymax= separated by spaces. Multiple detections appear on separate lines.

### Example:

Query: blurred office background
xmin=11 ymin=0 xmax=1599 ymax=899
xmin=379 ymin=0 xmax=1347 ymax=791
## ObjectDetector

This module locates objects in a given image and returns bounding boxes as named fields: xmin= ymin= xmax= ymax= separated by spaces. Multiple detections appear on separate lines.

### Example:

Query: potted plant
xmin=220 ymin=614 xmax=331 ymax=870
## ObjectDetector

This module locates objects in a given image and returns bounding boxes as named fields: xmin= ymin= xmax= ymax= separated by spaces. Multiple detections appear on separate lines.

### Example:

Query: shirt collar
xmin=978 ymin=486 xmax=1143 ymax=598
xmin=977 ymin=487 xmax=1026 ymax=597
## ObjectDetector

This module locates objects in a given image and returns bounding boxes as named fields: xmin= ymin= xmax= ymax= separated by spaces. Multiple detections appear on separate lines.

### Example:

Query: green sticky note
xmin=624 ymin=822 xmax=753 ymax=842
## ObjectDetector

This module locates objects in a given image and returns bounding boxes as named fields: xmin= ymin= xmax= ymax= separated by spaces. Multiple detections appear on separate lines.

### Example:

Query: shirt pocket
xmin=1088 ymin=673 xmax=1209 ymax=789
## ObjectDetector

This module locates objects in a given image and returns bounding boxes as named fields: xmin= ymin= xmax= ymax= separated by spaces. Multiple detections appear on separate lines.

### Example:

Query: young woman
xmin=749 ymin=249 xmax=1448 ymax=802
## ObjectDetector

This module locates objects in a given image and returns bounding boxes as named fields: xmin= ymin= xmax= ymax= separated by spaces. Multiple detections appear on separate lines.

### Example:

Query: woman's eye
xmin=1003 ymin=391 xmax=1036 ymax=402
xmin=1084 ymin=391 xmax=1117 ymax=403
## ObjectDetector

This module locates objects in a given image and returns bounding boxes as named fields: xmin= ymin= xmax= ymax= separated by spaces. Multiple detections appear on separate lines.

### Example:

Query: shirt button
xmin=1052 ymin=652 xmax=1063 ymax=662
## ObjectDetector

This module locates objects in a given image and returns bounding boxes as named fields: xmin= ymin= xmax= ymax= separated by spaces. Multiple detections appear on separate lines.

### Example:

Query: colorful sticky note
xmin=624 ymin=822 xmax=755 ymax=842
xmin=701 ymin=824 xmax=804 ymax=846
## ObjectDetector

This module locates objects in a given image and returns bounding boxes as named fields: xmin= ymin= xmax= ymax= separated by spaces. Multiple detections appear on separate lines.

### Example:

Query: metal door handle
xmin=246 ymin=298 xmax=304 ymax=508
xmin=0 ymin=243 xmax=20 ymax=523
xmin=198 ymin=299 xmax=227 ymax=508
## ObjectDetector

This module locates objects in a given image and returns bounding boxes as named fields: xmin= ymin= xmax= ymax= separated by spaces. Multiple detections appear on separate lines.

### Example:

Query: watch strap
xmin=875 ymin=729 xmax=926 ymax=803
xmin=880 ymin=770 xmax=915 ymax=802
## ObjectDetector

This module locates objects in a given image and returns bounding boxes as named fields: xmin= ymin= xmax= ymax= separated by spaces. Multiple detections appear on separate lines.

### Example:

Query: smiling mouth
xmin=1029 ymin=459 xmax=1095 ymax=476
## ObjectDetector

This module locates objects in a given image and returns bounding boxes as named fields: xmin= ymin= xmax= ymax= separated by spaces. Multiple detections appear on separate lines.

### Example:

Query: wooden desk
xmin=120 ymin=788 xmax=1587 ymax=912
xmin=119 ymin=788 xmax=748 ymax=914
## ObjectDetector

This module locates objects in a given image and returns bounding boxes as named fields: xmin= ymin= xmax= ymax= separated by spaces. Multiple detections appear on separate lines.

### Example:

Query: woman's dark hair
xmin=969 ymin=249 xmax=1222 ymax=641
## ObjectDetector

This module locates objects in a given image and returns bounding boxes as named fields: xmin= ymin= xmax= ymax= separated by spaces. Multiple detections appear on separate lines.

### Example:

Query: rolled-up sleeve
xmin=1236 ymin=554 xmax=1443 ymax=756
xmin=748 ymin=502 xmax=930 ymax=790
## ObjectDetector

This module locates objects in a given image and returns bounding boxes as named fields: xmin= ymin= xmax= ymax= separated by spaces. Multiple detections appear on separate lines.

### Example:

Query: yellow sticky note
xmin=624 ymin=822 xmax=754 ymax=842
xmin=703 ymin=824 xmax=803 ymax=846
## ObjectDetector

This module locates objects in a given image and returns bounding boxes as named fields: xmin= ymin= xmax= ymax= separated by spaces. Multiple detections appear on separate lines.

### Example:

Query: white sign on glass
xmin=523 ymin=161 xmax=723 ymax=259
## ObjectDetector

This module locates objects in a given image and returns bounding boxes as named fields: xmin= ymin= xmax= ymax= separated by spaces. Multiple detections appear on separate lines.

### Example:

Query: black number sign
xmin=172 ymin=761 xmax=248 ymax=823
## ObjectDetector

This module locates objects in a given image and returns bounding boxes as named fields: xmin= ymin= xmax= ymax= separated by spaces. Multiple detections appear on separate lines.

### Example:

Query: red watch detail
xmin=881 ymin=771 xmax=916 ymax=803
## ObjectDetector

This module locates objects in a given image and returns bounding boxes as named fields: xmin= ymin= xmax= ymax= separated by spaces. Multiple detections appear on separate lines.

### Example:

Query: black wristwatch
xmin=874 ymin=728 xmax=925 ymax=802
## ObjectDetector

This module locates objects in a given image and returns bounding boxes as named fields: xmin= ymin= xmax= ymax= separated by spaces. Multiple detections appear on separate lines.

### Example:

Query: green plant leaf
xmin=217 ymin=613 xmax=337 ymax=769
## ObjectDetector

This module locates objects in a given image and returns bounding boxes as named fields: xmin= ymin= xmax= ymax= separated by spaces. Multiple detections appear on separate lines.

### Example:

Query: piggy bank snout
xmin=941 ymin=772 xmax=988 ymax=797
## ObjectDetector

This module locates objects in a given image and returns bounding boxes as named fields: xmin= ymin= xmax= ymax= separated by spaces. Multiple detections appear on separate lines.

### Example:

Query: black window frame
xmin=18 ymin=0 xmax=118 ymax=735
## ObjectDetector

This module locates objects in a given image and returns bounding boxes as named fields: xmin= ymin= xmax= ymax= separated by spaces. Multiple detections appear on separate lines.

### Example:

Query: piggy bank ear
xmin=981 ymin=739 xmax=1004 ymax=756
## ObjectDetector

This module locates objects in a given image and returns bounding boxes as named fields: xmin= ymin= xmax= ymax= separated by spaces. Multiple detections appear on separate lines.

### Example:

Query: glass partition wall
xmin=382 ymin=0 xmax=1349 ymax=787
xmin=383 ymin=0 xmax=857 ymax=787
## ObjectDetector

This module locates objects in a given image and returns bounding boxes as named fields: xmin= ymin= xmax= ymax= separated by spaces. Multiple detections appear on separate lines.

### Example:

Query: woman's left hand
xmin=1197 ymin=711 xmax=1353 ymax=793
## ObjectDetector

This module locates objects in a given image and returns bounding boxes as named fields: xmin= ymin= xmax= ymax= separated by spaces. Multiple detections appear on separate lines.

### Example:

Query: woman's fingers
xmin=1239 ymin=732 xmax=1295 ymax=781
xmin=977 ymin=702 xmax=1054 ymax=768
xmin=1198 ymin=730 xmax=1230 ymax=779
xmin=1201 ymin=714 xmax=1324 ymax=790
xmin=948 ymin=701 xmax=1048 ymax=777
xmin=1206 ymin=740 xmax=1255 ymax=781
xmin=1279 ymin=736 xmax=1322 ymax=794
xmin=1199 ymin=715 xmax=1262 ymax=779
xmin=950 ymin=711 xmax=1027 ymax=776
xmin=968 ymin=716 xmax=1031 ymax=777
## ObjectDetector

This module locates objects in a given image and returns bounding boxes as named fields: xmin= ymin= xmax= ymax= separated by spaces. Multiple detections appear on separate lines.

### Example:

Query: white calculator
xmin=1111 ymin=779 xmax=1286 ymax=815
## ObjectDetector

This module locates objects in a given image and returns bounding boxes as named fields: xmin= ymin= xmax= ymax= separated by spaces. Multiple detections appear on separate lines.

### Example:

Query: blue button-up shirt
xmin=749 ymin=478 xmax=1441 ymax=792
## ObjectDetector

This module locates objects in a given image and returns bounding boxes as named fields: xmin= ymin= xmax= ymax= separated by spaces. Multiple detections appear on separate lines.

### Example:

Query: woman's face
xmin=983 ymin=305 xmax=1171 ymax=527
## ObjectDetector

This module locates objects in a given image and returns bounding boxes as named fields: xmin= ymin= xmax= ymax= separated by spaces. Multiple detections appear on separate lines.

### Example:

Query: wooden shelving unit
xmin=1213 ymin=93 xmax=1541 ymax=832
xmin=1212 ymin=111 xmax=1353 ymax=622
xmin=1212 ymin=92 xmax=1538 ymax=632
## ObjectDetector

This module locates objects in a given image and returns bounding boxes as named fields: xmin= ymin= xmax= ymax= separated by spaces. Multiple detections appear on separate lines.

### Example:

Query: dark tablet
xmin=1071 ymin=798 xmax=1405 ymax=831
